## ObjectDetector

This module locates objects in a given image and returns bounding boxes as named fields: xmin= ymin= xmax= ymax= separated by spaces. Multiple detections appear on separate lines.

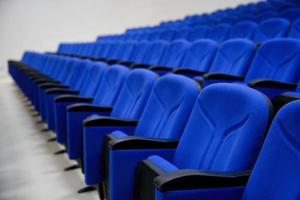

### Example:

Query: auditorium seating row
xmin=7 ymin=0 xmax=300 ymax=200
xmin=97 ymin=0 xmax=300 ymax=42
xmin=146 ymin=0 xmax=300 ymax=28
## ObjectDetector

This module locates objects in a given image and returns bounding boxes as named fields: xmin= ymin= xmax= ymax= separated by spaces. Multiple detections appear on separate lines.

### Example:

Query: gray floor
xmin=0 ymin=77 xmax=99 ymax=200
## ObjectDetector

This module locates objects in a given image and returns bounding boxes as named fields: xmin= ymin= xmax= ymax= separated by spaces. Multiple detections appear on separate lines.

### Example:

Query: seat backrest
xmin=158 ymin=29 xmax=177 ymax=41
xmin=208 ymin=39 xmax=256 ymax=76
xmin=245 ymin=38 xmax=300 ymax=83
xmin=117 ymin=42 xmax=135 ymax=61
xmin=172 ymin=83 xmax=271 ymax=171
xmin=188 ymin=26 xmax=210 ymax=42
xmin=142 ymin=40 xmax=169 ymax=65
xmin=158 ymin=39 xmax=191 ymax=67
xmin=128 ymin=41 xmax=151 ymax=63
xmin=242 ymin=100 xmax=300 ymax=200
xmin=288 ymin=18 xmax=300 ymax=39
xmin=173 ymin=28 xmax=191 ymax=40
xmin=134 ymin=74 xmax=199 ymax=140
xmin=280 ymin=8 xmax=300 ymax=22
xmin=229 ymin=21 xmax=258 ymax=40
xmin=80 ymin=62 xmax=108 ymax=97
xmin=179 ymin=39 xmax=218 ymax=72
xmin=206 ymin=23 xmax=231 ymax=43
xmin=253 ymin=18 xmax=290 ymax=43
xmin=110 ymin=69 xmax=158 ymax=119
xmin=92 ymin=64 xmax=129 ymax=106
xmin=105 ymin=42 xmax=121 ymax=59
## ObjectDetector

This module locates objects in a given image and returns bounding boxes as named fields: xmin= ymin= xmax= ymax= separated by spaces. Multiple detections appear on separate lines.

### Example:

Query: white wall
xmin=0 ymin=0 xmax=257 ymax=76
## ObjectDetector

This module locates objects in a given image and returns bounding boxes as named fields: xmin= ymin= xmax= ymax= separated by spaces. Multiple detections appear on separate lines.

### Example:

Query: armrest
xmin=203 ymin=73 xmax=244 ymax=81
xmin=108 ymin=136 xmax=179 ymax=150
xmin=83 ymin=116 xmax=138 ymax=127
xmin=39 ymin=82 xmax=68 ymax=89
xmin=45 ymin=88 xmax=79 ymax=95
xmin=248 ymin=79 xmax=297 ymax=90
xmin=54 ymin=95 xmax=93 ymax=103
xmin=154 ymin=169 xmax=250 ymax=192
xmin=130 ymin=63 xmax=152 ymax=69
xmin=149 ymin=66 xmax=173 ymax=71
xmin=67 ymin=103 xmax=112 ymax=112
xmin=34 ymin=78 xmax=59 ymax=84
xmin=173 ymin=68 xmax=206 ymax=76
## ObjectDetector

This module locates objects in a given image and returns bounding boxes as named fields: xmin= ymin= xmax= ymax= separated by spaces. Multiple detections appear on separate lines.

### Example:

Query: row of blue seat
xmin=8 ymin=37 xmax=300 ymax=200
xmin=99 ymin=0 xmax=300 ymax=42
xmin=8 ymin=0 xmax=300 ymax=199
xmin=126 ymin=1 xmax=300 ymax=33
xmin=95 ymin=17 xmax=300 ymax=43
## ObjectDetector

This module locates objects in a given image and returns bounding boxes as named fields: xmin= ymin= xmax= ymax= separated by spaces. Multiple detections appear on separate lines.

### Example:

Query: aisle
xmin=0 ymin=77 xmax=98 ymax=200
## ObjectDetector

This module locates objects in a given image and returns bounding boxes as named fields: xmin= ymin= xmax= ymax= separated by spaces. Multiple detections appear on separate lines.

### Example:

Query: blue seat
xmin=149 ymin=40 xmax=191 ymax=74
xmin=158 ymin=29 xmax=177 ymax=41
xmin=188 ymin=26 xmax=209 ymax=42
xmin=154 ymin=100 xmax=300 ymax=200
xmin=39 ymin=59 xmax=102 ymax=130
xmin=66 ymin=68 xmax=157 ymax=160
xmin=200 ymin=39 xmax=256 ymax=87
xmin=54 ymin=64 xmax=129 ymax=144
xmin=253 ymin=18 xmax=290 ymax=43
xmin=133 ymin=83 xmax=271 ymax=200
xmin=81 ymin=74 xmax=199 ymax=196
xmin=242 ymin=101 xmax=300 ymax=200
xmin=191 ymin=38 xmax=300 ymax=99
xmin=229 ymin=21 xmax=258 ymax=39
xmin=140 ymin=40 xmax=169 ymax=66
xmin=206 ymin=23 xmax=231 ymax=43
xmin=174 ymin=39 xmax=218 ymax=76
xmin=173 ymin=28 xmax=191 ymax=40
xmin=245 ymin=38 xmax=300 ymax=99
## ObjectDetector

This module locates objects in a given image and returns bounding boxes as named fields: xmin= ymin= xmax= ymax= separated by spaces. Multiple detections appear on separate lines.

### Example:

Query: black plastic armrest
xmin=39 ymin=82 xmax=68 ymax=89
xmin=46 ymin=88 xmax=79 ymax=94
xmin=149 ymin=66 xmax=173 ymax=71
xmin=54 ymin=95 xmax=93 ymax=103
xmin=67 ymin=103 xmax=112 ymax=112
xmin=108 ymin=137 xmax=179 ymax=150
xmin=83 ymin=116 xmax=138 ymax=127
xmin=33 ymin=78 xmax=58 ymax=84
xmin=203 ymin=73 xmax=244 ymax=81
xmin=172 ymin=68 xmax=206 ymax=76
xmin=248 ymin=79 xmax=297 ymax=90
xmin=154 ymin=170 xmax=250 ymax=192
xmin=130 ymin=63 xmax=152 ymax=69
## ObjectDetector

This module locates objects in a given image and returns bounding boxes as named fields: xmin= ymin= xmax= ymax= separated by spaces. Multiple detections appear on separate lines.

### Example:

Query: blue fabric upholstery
xmin=68 ymin=68 xmax=157 ymax=159
xmin=245 ymin=38 xmax=300 ymax=83
xmin=207 ymin=39 xmax=256 ymax=76
xmin=104 ymin=74 xmax=200 ymax=199
xmin=229 ymin=21 xmax=258 ymax=39
xmin=178 ymin=39 xmax=218 ymax=72
xmin=253 ymin=18 xmax=290 ymax=43
xmin=242 ymin=101 xmax=300 ymax=200
xmin=206 ymin=23 xmax=231 ymax=43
